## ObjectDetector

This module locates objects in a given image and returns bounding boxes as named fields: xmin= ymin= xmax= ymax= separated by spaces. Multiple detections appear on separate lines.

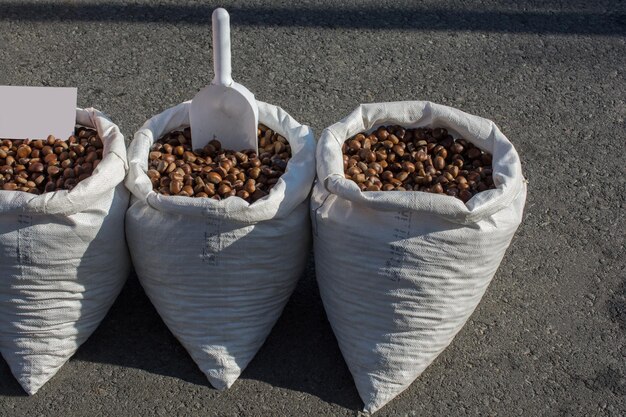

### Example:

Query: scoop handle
xmin=212 ymin=8 xmax=233 ymax=87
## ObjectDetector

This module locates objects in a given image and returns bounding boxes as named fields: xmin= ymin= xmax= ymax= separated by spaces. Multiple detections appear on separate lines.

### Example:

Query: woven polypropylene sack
xmin=125 ymin=100 xmax=315 ymax=389
xmin=311 ymin=101 xmax=526 ymax=413
xmin=0 ymin=108 xmax=130 ymax=395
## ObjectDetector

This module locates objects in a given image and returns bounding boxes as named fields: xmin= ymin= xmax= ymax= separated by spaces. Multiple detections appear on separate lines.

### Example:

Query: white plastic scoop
xmin=190 ymin=8 xmax=259 ymax=153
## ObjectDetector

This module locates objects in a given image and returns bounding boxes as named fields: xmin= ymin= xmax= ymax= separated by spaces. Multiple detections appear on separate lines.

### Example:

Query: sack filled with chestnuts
xmin=125 ymin=100 xmax=315 ymax=390
xmin=0 ymin=108 xmax=130 ymax=395
xmin=312 ymin=101 xmax=526 ymax=413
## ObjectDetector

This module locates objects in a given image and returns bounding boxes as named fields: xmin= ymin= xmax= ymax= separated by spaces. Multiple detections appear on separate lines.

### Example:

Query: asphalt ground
xmin=0 ymin=1 xmax=625 ymax=416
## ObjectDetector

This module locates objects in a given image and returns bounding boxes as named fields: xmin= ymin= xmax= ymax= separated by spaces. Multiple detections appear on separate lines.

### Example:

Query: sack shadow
xmin=0 ymin=358 xmax=27 ymax=396
xmin=238 ymin=253 xmax=362 ymax=410
xmin=118 ymin=256 xmax=360 ymax=409
xmin=1 ymin=254 xmax=361 ymax=409
xmin=75 ymin=254 xmax=361 ymax=409
xmin=71 ymin=270 xmax=210 ymax=387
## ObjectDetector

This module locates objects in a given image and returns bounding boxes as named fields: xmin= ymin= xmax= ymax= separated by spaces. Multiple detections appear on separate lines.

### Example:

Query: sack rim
xmin=0 ymin=107 xmax=128 ymax=216
xmin=316 ymin=101 xmax=526 ymax=224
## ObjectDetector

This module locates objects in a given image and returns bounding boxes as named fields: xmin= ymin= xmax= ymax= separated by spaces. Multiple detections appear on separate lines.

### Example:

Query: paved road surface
xmin=1 ymin=1 xmax=625 ymax=416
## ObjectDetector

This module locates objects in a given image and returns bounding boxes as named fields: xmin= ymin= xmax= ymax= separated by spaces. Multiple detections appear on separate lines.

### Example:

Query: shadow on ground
xmin=608 ymin=277 xmax=626 ymax=333
xmin=0 ymin=1 xmax=624 ymax=35
xmin=0 ymin=359 xmax=27 ymax=397
xmin=239 ymin=256 xmax=362 ymax=410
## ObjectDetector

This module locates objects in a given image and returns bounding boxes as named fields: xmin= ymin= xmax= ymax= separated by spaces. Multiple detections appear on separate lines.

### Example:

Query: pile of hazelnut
xmin=147 ymin=125 xmax=291 ymax=203
xmin=0 ymin=127 xmax=103 ymax=194
xmin=343 ymin=125 xmax=495 ymax=202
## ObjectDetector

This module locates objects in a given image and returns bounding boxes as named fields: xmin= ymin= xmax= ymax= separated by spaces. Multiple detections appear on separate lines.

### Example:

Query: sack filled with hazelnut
xmin=0 ymin=108 xmax=130 ymax=395
xmin=312 ymin=101 xmax=526 ymax=413
xmin=125 ymin=100 xmax=315 ymax=390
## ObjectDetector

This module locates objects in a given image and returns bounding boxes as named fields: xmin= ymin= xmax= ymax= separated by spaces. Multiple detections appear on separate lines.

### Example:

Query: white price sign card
xmin=0 ymin=86 xmax=77 ymax=140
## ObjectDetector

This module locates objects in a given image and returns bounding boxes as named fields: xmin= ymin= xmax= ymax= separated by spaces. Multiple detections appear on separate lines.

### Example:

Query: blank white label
xmin=0 ymin=86 xmax=77 ymax=140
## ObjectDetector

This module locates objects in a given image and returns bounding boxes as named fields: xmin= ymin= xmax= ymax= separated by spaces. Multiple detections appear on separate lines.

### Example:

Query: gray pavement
xmin=0 ymin=1 xmax=625 ymax=416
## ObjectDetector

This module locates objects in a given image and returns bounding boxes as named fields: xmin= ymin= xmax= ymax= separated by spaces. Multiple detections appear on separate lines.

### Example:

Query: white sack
xmin=125 ymin=100 xmax=315 ymax=389
xmin=311 ymin=101 xmax=527 ymax=413
xmin=0 ymin=108 xmax=130 ymax=394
